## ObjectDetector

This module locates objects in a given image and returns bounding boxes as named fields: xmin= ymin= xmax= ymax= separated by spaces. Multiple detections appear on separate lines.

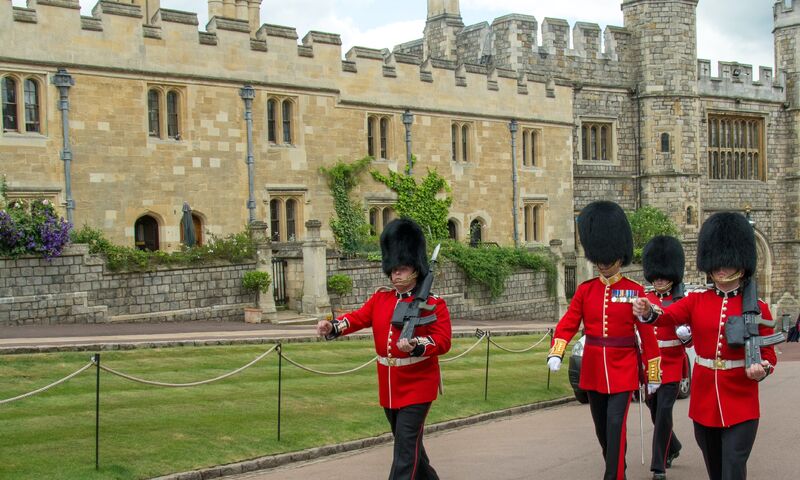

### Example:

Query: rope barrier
xmin=0 ymin=361 xmax=95 ymax=404
xmin=440 ymin=333 xmax=487 ymax=363
xmin=488 ymin=329 xmax=552 ymax=353
xmin=281 ymin=353 xmax=378 ymax=375
xmin=94 ymin=344 xmax=278 ymax=387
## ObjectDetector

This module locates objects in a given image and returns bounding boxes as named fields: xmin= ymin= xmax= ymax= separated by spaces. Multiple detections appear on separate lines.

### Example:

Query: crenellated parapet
xmin=697 ymin=60 xmax=786 ymax=102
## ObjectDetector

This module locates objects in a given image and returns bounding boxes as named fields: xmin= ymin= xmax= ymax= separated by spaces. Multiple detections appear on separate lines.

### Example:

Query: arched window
xmin=147 ymin=89 xmax=160 ymax=137
xmin=686 ymin=206 xmax=694 ymax=226
xmin=282 ymin=100 xmax=293 ymax=144
xmin=367 ymin=116 xmax=375 ymax=157
xmin=660 ymin=133 xmax=670 ymax=153
xmin=134 ymin=215 xmax=159 ymax=251
xmin=286 ymin=198 xmax=297 ymax=241
xmin=382 ymin=207 xmax=394 ymax=228
xmin=379 ymin=117 xmax=389 ymax=159
xmin=267 ymin=98 xmax=277 ymax=143
xmin=447 ymin=219 xmax=458 ymax=240
xmin=522 ymin=128 xmax=538 ymax=167
xmin=166 ymin=90 xmax=180 ymax=139
xmin=469 ymin=219 xmax=483 ymax=246
xmin=23 ymin=79 xmax=40 ymax=133
xmin=270 ymin=199 xmax=281 ymax=241
xmin=367 ymin=114 xmax=392 ymax=159
xmin=451 ymin=124 xmax=458 ymax=162
xmin=369 ymin=207 xmax=379 ymax=236
xmin=2 ymin=77 xmax=18 ymax=132
xmin=461 ymin=124 xmax=468 ymax=162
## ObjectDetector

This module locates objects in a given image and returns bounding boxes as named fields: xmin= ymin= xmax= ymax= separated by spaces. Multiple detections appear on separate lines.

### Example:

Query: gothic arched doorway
xmin=135 ymin=215 xmax=160 ymax=251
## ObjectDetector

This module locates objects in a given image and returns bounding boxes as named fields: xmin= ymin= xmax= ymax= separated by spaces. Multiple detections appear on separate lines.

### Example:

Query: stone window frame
xmin=367 ymin=113 xmax=393 ymax=160
xmin=451 ymin=120 xmax=474 ymax=163
xmin=706 ymin=113 xmax=765 ymax=181
xmin=578 ymin=117 xmax=617 ymax=164
xmin=146 ymin=84 xmax=185 ymax=141
xmin=367 ymin=203 xmax=397 ymax=236
xmin=267 ymin=189 xmax=305 ymax=242
xmin=522 ymin=199 xmax=547 ymax=244
xmin=1 ymin=71 xmax=46 ymax=136
xmin=267 ymin=95 xmax=297 ymax=146
xmin=447 ymin=218 xmax=460 ymax=240
xmin=468 ymin=216 xmax=486 ymax=245
xmin=520 ymin=126 xmax=543 ymax=168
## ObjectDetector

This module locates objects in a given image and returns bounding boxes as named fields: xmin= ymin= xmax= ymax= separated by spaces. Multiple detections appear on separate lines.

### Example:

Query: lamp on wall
xmin=402 ymin=109 xmax=414 ymax=175
xmin=732 ymin=68 xmax=742 ymax=78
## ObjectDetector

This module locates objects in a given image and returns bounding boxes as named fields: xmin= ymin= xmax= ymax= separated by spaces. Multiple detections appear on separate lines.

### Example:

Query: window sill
xmin=0 ymin=132 xmax=48 ymax=145
xmin=577 ymin=159 xmax=617 ymax=166
xmin=268 ymin=142 xmax=296 ymax=148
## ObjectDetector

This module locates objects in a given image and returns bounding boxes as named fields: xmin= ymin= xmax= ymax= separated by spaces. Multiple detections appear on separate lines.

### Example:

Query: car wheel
xmin=574 ymin=388 xmax=589 ymax=404
xmin=677 ymin=375 xmax=691 ymax=399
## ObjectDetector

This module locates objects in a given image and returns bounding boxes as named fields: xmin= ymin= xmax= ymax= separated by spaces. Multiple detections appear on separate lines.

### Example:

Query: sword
xmin=639 ymin=384 xmax=645 ymax=465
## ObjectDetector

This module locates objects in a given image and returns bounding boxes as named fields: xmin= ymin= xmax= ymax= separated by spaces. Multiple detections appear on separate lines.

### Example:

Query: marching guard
xmin=547 ymin=201 xmax=662 ymax=480
xmin=641 ymin=235 xmax=691 ymax=480
xmin=634 ymin=212 xmax=779 ymax=480
xmin=316 ymin=218 xmax=451 ymax=480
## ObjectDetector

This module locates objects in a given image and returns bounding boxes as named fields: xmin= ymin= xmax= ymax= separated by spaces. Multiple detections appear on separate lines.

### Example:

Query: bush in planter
xmin=327 ymin=274 xmax=353 ymax=296
xmin=242 ymin=270 xmax=272 ymax=294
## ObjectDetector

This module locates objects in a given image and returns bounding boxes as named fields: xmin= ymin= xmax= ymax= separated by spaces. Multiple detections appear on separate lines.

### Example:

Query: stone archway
xmin=754 ymin=229 xmax=772 ymax=304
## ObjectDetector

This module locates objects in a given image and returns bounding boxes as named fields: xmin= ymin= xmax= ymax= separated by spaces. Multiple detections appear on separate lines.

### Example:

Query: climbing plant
xmin=370 ymin=156 xmax=452 ymax=241
xmin=320 ymin=156 xmax=373 ymax=253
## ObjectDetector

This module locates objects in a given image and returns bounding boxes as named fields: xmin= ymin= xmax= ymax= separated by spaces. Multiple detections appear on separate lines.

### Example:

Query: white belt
xmin=695 ymin=356 xmax=745 ymax=370
xmin=377 ymin=355 xmax=429 ymax=367
xmin=658 ymin=339 xmax=682 ymax=348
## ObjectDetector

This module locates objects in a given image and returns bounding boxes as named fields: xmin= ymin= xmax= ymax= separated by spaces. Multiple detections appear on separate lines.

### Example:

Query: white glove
xmin=676 ymin=325 xmax=692 ymax=343
xmin=547 ymin=357 xmax=562 ymax=372
xmin=647 ymin=383 xmax=660 ymax=395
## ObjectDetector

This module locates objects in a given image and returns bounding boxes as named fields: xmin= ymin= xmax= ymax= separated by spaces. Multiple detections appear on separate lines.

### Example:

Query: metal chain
xmin=0 ymin=361 xmax=94 ymax=404
xmin=440 ymin=333 xmax=487 ymax=363
xmin=95 ymin=344 xmax=278 ymax=387
xmin=281 ymin=353 xmax=378 ymax=375
xmin=488 ymin=329 xmax=552 ymax=353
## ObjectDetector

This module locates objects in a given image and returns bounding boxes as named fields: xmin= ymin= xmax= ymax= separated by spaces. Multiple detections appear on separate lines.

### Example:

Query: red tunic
xmin=337 ymin=289 xmax=452 ymax=409
xmin=654 ymin=288 xmax=777 ymax=427
xmin=554 ymin=275 xmax=661 ymax=393
xmin=646 ymin=291 xmax=688 ymax=384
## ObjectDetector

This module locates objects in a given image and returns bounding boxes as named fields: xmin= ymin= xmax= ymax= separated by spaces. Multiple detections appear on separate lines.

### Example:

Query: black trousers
xmin=694 ymin=419 xmax=758 ymax=480
xmin=588 ymin=390 xmax=633 ymax=480
xmin=646 ymin=382 xmax=682 ymax=473
xmin=384 ymin=402 xmax=439 ymax=480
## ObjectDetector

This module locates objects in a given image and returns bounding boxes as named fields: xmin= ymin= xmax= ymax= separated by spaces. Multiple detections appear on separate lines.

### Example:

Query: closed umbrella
xmin=181 ymin=202 xmax=196 ymax=247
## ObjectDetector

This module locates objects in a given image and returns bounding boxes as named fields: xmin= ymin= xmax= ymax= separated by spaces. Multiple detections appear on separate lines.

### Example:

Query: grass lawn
xmin=0 ymin=334 xmax=573 ymax=479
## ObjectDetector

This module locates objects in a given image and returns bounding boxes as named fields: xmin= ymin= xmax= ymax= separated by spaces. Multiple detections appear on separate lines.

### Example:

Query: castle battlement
xmin=774 ymin=0 xmax=800 ymax=29
xmin=697 ymin=59 xmax=785 ymax=102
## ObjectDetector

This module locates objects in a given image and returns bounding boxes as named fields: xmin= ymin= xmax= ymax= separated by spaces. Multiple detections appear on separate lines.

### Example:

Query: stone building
xmin=1 ymin=0 xmax=798 ymax=308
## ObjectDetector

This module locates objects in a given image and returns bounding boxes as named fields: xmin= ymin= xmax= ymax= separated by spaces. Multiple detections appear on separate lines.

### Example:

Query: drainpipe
xmin=52 ymin=68 xmax=75 ymax=224
xmin=240 ymin=85 xmax=256 ymax=224
xmin=634 ymin=87 xmax=643 ymax=210
xmin=509 ymin=119 xmax=519 ymax=247
xmin=402 ymin=109 xmax=414 ymax=175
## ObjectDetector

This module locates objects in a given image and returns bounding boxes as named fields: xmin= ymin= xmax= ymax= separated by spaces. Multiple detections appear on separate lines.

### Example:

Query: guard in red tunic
xmin=642 ymin=235 xmax=691 ymax=480
xmin=316 ymin=218 xmax=451 ymax=480
xmin=547 ymin=201 xmax=662 ymax=480
xmin=634 ymin=212 xmax=777 ymax=480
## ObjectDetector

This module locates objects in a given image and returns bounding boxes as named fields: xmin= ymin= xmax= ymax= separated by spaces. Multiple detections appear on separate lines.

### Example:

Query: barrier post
xmin=483 ymin=331 xmax=491 ymax=401
xmin=93 ymin=353 xmax=100 ymax=470
xmin=277 ymin=343 xmax=282 ymax=442
xmin=547 ymin=330 xmax=553 ymax=390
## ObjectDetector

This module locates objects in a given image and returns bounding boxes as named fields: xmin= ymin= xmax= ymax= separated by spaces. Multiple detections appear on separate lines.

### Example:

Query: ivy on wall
xmin=319 ymin=156 xmax=373 ymax=253
xmin=370 ymin=156 xmax=452 ymax=241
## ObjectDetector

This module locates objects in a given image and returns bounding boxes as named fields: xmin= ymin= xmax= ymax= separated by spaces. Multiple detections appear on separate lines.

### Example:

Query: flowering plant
xmin=0 ymin=195 xmax=72 ymax=260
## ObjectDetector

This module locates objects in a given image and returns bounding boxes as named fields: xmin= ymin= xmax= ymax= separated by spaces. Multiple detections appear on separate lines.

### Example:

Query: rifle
xmin=725 ymin=278 xmax=785 ymax=368
xmin=391 ymin=243 xmax=441 ymax=341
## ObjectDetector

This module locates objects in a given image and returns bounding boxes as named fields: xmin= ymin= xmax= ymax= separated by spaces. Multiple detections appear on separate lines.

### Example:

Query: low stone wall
xmin=331 ymin=259 xmax=557 ymax=323
xmin=0 ymin=245 xmax=256 ymax=326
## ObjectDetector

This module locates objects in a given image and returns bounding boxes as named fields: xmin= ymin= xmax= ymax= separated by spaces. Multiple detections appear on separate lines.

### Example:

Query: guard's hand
xmin=396 ymin=337 xmax=418 ymax=353
xmin=676 ymin=325 xmax=692 ymax=343
xmin=647 ymin=383 xmax=660 ymax=396
xmin=547 ymin=357 xmax=562 ymax=372
xmin=316 ymin=320 xmax=333 ymax=337
xmin=746 ymin=360 xmax=769 ymax=381
xmin=632 ymin=297 xmax=652 ymax=318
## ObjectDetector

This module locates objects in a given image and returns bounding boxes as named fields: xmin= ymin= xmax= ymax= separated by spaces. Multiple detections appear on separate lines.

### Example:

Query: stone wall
xmin=0 ymin=245 xmax=255 ymax=326
xmin=329 ymin=258 xmax=557 ymax=323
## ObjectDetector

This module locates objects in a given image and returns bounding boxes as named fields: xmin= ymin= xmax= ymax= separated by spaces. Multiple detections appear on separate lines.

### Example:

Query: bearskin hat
xmin=380 ymin=218 xmax=429 ymax=278
xmin=642 ymin=235 xmax=685 ymax=285
xmin=577 ymin=201 xmax=633 ymax=266
xmin=696 ymin=211 xmax=756 ymax=277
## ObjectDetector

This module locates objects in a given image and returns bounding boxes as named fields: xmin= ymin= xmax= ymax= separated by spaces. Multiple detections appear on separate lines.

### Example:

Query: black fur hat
xmin=577 ymin=201 xmax=633 ymax=266
xmin=642 ymin=235 xmax=685 ymax=284
xmin=380 ymin=218 xmax=429 ymax=278
xmin=696 ymin=212 xmax=756 ymax=277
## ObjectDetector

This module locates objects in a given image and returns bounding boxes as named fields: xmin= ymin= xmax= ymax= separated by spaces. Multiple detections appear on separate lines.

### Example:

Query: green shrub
xmin=627 ymin=206 xmax=679 ymax=262
xmin=327 ymin=274 xmax=353 ymax=296
xmin=242 ymin=270 xmax=272 ymax=293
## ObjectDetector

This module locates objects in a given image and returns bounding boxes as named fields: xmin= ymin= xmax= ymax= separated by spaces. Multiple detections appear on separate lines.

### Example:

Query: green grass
xmin=0 ymin=335 xmax=573 ymax=479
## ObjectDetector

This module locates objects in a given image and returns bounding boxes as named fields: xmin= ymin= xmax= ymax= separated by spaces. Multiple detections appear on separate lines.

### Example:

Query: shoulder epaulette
xmin=375 ymin=286 xmax=393 ymax=294
xmin=580 ymin=278 xmax=595 ymax=286
xmin=623 ymin=276 xmax=643 ymax=287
